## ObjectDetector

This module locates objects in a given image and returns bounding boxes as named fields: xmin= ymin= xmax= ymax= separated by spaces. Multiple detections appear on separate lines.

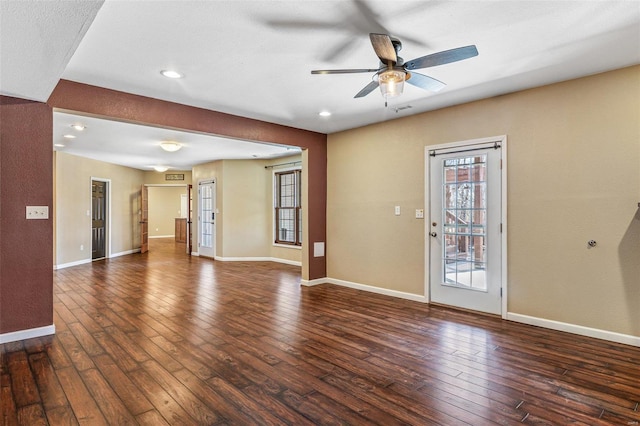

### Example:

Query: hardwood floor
xmin=2 ymin=238 xmax=639 ymax=425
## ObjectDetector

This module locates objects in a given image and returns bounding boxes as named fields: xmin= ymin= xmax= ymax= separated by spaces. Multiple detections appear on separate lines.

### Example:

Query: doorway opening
xmin=143 ymin=184 xmax=192 ymax=255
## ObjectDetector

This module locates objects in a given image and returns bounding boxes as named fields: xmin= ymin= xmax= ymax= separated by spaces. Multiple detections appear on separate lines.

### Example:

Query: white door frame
xmin=90 ymin=177 xmax=111 ymax=259
xmin=424 ymin=135 xmax=508 ymax=318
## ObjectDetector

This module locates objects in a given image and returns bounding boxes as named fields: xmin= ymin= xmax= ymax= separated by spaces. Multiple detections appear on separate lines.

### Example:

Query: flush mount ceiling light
xmin=319 ymin=111 xmax=332 ymax=117
xmin=153 ymin=166 xmax=169 ymax=172
xmin=159 ymin=141 xmax=182 ymax=152
xmin=160 ymin=69 xmax=183 ymax=79
xmin=63 ymin=134 xmax=76 ymax=139
xmin=54 ymin=143 xmax=65 ymax=148
xmin=70 ymin=124 xmax=86 ymax=131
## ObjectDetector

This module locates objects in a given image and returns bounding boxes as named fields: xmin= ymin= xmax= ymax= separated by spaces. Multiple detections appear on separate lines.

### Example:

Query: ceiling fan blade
xmin=312 ymin=68 xmax=379 ymax=75
xmin=406 ymin=72 xmax=446 ymax=92
xmin=404 ymin=45 xmax=478 ymax=70
xmin=369 ymin=33 xmax=397 ymax=64
xmin=354 ymin=80 xmax=379 ymax=98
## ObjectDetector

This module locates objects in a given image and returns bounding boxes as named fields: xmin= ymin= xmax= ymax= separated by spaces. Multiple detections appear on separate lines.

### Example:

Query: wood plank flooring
xmin=2 ymin=238 xmax=639 ymax=425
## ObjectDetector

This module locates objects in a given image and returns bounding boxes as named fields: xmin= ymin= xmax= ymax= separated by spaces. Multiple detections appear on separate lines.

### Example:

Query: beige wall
xmin=191 ymin=155 xmax=302 ymax=263
xmin=148 ymin=186 xmax=187 ymax=237
xmin=327 ymin=65 xmax=640 ymax=337
xmin=220 ymin=160 xmax=271 ymax=257
xmin=55 ymin=152 xmax=145 ymax=266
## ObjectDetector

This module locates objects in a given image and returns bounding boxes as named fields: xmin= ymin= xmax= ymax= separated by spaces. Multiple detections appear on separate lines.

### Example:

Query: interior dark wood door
xmin=91 ymin=180 xmax=107 ymax=259
xmin=140 ymin=185 xmax=149 ymax=254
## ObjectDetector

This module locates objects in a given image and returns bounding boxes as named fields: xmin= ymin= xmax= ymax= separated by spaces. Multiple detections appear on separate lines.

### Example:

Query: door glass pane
xmin=441 ymin=155 xmax=488 ymax=291
xmin=200 ymin=183 xmax=214 ymax=248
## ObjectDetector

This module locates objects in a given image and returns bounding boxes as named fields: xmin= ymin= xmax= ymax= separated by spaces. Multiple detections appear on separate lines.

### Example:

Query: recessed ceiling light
xmin=54 ymin=143 xmax=65 ymax=148
xmin=319 ymin=111 xmax=331 ymax=117
xmin=70 ymin=124 xmax=86 ymax=131
xmin=63 ymin=134 xmax=76 ymax=139
xmin=160 ymin=69 xmax=183 ymax=79
xmin=160 ymin=141 xmax=182 ymax=152
xmin=153 ymin=166 xmax=169 ymax=172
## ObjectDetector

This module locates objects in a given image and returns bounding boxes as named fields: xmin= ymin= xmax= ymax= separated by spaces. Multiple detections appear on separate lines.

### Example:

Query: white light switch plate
xmin=26 ymin=206 xmax=49 ymax=219
xmin=415 ymin=209 xmax=424 ymax=219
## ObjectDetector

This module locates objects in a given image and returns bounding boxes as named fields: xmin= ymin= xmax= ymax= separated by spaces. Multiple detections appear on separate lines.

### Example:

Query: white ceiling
xmin=2 ymin=0 xmax=639 ymax=170
xmin=53 ymin=112 xmax=301 ymax=171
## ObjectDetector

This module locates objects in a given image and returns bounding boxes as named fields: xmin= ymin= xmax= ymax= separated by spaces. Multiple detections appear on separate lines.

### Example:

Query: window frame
xmin=273 ymin=168 xmax=302 ymax=246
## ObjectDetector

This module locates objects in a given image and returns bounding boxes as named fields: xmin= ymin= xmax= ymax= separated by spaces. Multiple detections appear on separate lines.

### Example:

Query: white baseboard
xmin=109 ymin=247 xmax=140 ymax=259
xmin=507 ymin=313 xmax=640 ymax=347
xmin=54 ymin=248 xmax=141 ymax=270
xmin=313 ymin=277 xmax=428 ymax=303
xmin=191 ymin=251 xmax=199 ymax=256
xmin=0 ymin=324 xmax=56 ymax=344
xmin=271 ymin=258 xmax=302 ymax=267
xmin=149 ymin=235 xmax=174 ymax=239
xmin=300 ymin=278 xmax=328 ymax=286
xmin=54 ymin=258 xmax=91 ymax=270
xmin=111 ymin=248 xmax=141 ymax=258
xmin=214 ymin=256 xmax=301 ymax=267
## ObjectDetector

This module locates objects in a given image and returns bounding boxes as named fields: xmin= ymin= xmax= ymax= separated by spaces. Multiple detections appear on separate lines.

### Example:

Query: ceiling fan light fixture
xmin=160 ymin=141 xmax=182 ymax=152
xmin=153 ymin=166 xmax=169 ymax=172
xmin=378 ymin=69 xmax=406 ymax=99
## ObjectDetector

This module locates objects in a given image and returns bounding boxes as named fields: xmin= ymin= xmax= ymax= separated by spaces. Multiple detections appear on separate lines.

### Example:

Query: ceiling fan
xmin=311 ymin=33 xmax=478 ymax=103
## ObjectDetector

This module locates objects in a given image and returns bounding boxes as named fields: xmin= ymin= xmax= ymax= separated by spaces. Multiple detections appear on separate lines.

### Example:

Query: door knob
xmin=430 ymin=232 xmax=437 ymax=237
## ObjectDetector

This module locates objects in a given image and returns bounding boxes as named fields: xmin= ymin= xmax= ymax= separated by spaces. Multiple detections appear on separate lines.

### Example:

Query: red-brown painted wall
xmin=0 ymin=96 xmax=53 ymax=334
xmin=49 ymin=80 xmax=327 ymax=279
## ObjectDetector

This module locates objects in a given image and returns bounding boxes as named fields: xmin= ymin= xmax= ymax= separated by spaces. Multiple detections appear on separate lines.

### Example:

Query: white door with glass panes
xmin=428 ymin=138 xmax=505 ymax=315
xmin=198 ymin=180 xmax=216 ymax=258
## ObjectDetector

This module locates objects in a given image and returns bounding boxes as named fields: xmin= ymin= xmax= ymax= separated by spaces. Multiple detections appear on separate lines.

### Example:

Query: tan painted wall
xmin=327 ymin=65 xmax=640 ymax=337
xmin=55 ymin=152 xmax=145 ymax=266
xmin=148 ymin=186 xmax=187 ymax=237
xmin=220 ymin=160 xmax=270 ymax=257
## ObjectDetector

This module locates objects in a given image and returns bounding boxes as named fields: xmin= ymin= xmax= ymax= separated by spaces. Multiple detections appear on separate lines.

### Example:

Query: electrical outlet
xmin=26 ymin=206 xmax=49 ymax=219
xmin=394 ymin=206 xmax=401 ymax=216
